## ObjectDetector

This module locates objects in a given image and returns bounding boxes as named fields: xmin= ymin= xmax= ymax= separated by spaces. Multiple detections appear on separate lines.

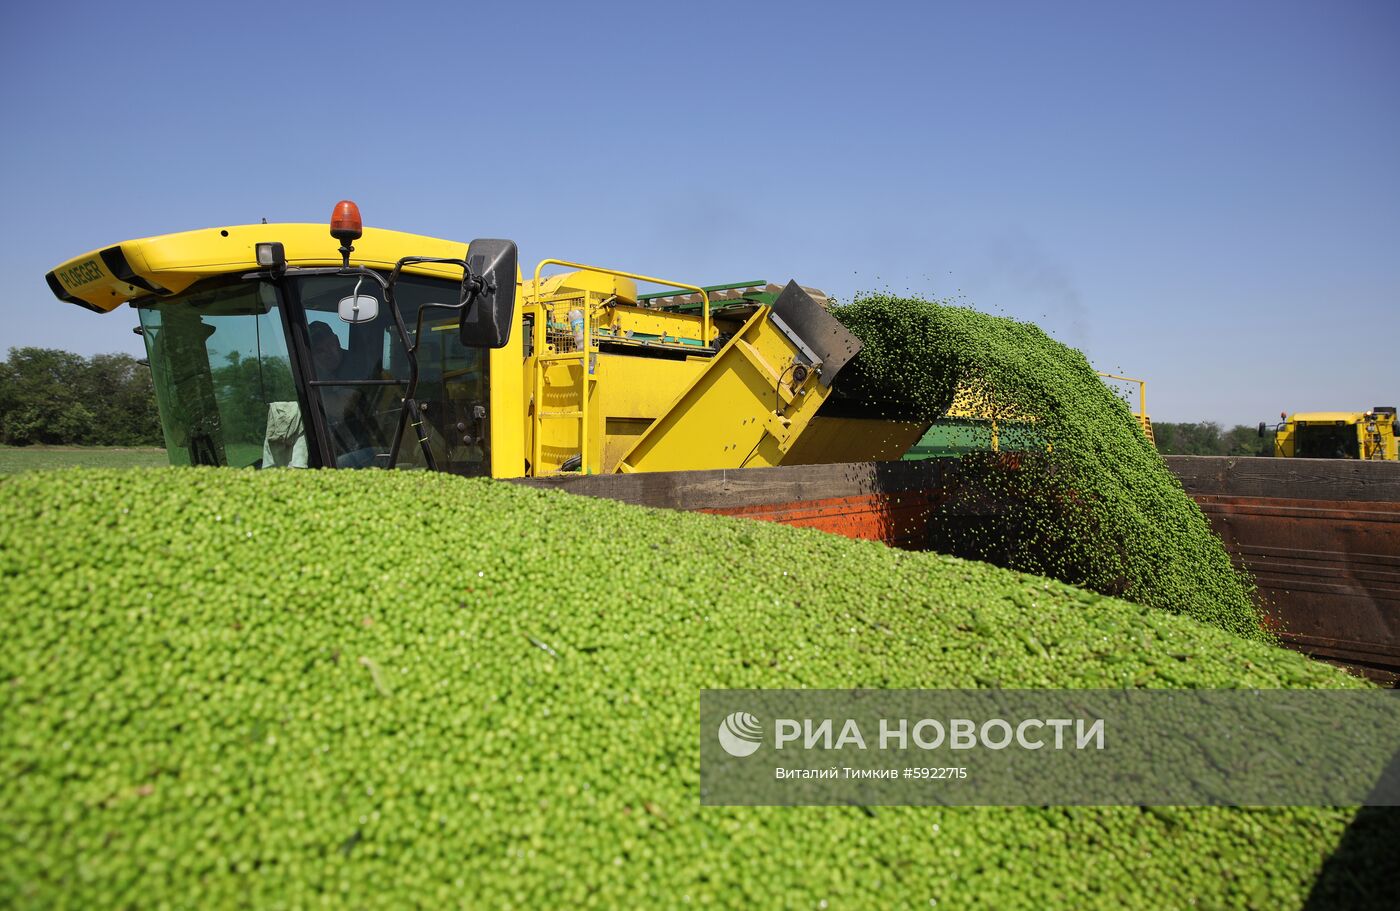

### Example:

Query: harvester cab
xmin=46 ymin=203 xmax=912 ymax=478
xmin=281 ymin=199 xmax=520 ymax=471
xmin=1262 ymin=408 xmax=1399 ymax=460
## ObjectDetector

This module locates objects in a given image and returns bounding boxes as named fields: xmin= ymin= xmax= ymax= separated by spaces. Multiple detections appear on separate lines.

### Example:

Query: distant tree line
xmin=1152 ymin=422 xmax=1274 ymax=457
xmin=0 ymin=347 xmax=162 ymax=446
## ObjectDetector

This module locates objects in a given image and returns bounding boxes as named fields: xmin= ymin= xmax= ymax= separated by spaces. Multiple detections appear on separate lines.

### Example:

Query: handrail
xmin=531 ymin=259 xmax=712 ymax=344
xmin=1097 ymin=372 xmax=1147 ymax=419
xmin=529 ymin=260 xmax=713 ymax=476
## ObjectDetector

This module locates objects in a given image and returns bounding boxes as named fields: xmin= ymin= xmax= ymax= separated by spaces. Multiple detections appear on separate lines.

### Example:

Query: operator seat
xmin=263 ymin=401 xmax=309 ymax=468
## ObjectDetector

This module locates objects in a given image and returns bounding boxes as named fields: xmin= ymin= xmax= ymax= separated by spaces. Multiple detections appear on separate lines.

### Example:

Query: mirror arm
xmin=388 ymin=256 xmax=470 ymax=289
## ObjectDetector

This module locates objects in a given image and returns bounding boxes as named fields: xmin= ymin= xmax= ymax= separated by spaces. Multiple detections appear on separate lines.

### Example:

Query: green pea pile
xmin=0 ymin=468 xmax=1385 ymax=909
xmin=834 ymin=295 xmax=1260 ymax=639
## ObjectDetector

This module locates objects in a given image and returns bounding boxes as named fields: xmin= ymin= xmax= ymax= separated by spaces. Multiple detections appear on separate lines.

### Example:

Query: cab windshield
xmin=1295 ymin=424 xmax=1360 ymax=459
xmin=137 ymin=279 xmax=296 ymax=467
xmin=136 ymin=273 xmax=491 ymax=473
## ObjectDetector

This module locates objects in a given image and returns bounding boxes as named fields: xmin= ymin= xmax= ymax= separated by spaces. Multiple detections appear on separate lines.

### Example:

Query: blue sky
xmin=2 ymin=0 xmax=1395 ymax=424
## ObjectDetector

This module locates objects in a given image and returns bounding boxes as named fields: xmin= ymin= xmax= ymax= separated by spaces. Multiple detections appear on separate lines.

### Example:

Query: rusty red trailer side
xmin=1166 ymin=457 xmax=1400 ymax=683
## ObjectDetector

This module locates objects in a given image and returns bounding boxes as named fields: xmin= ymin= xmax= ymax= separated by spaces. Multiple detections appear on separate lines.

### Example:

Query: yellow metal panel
xmin=945 ymin=384 xmax=1039 ymax=423
xmin=594 ymin=354 xmax=706 ymax=419
xmin=594 ymin=304 xmax=707 ymax=343
xmin=593 ymin=354 xmax=706 ymax=473
xmin=1290 ymin=412 xmax=1367 ymax=424
xmin=781 ymin=417 xmax=933 ymax=465
xmin=616 ymin=307 xmax=832 ymax=472
xmin=49 ymin=224 xmax=492 ymax=311
xmin=530 ymin=258 xmax=714 ymax=345
xmin=48 ymin=250 xmax=133 ymax=312
xmin=488 ymin=324 xmax=525 ymax=479
xmin=603 ymin=418 xmax=651 ymax=474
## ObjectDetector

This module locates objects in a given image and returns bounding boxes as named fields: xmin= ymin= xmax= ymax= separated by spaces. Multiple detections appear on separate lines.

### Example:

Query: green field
xmin=0 ymin=446 xmax=168 ymax=474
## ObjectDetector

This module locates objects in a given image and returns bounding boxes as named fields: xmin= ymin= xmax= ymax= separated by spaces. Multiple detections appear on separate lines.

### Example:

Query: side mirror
xmin=338 ymin=293 xmax=380 ymax=324
xmin=460 ymin=239 xmax=518 ymax=348
xmin=1257 ymin=421 xmax=1266 ymax=438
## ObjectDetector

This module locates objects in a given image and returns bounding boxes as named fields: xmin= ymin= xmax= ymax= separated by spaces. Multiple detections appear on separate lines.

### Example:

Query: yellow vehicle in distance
xmin=1263 ymin=408 xmax=1398 ymax=460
